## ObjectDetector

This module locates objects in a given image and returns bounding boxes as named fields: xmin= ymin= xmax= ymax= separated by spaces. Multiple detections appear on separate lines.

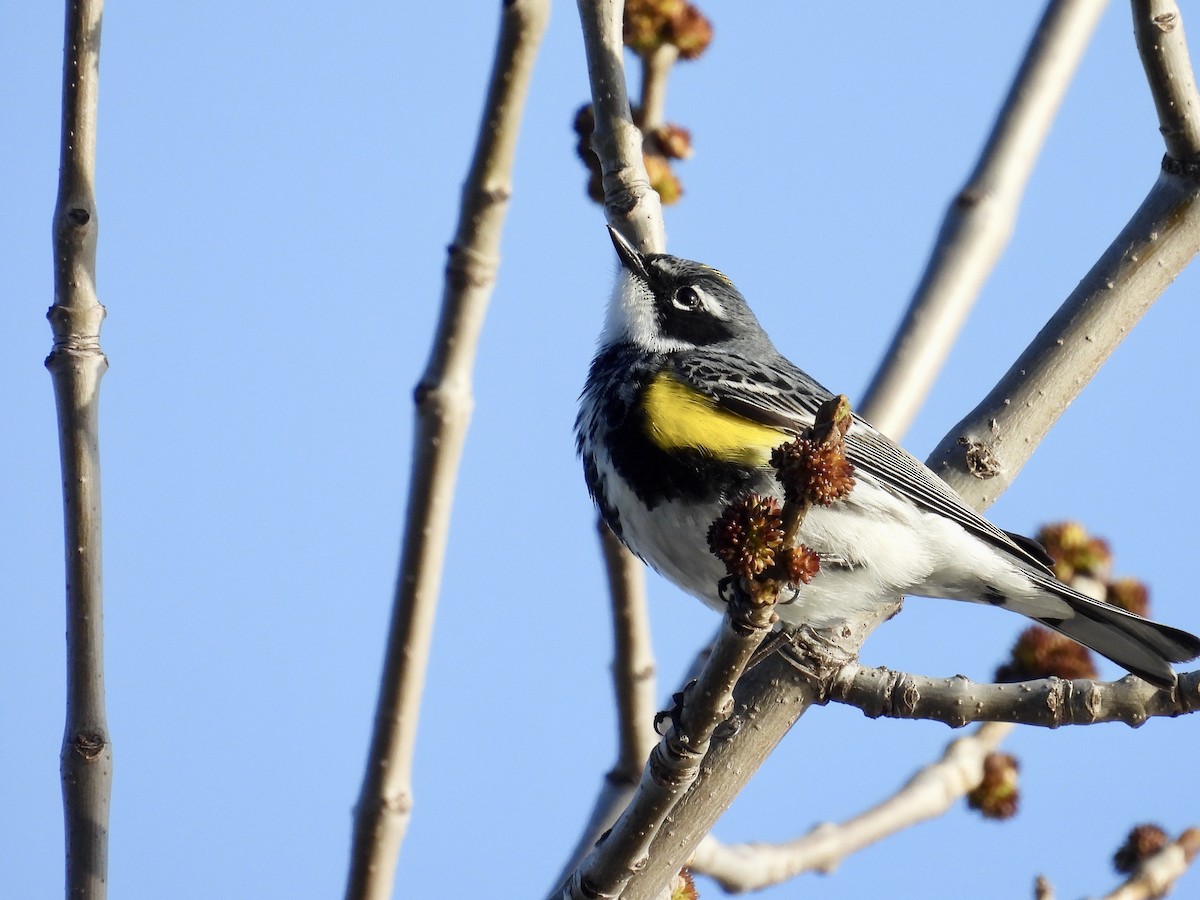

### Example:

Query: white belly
xmin=604 ymin=462 xmax=1051 ymax=628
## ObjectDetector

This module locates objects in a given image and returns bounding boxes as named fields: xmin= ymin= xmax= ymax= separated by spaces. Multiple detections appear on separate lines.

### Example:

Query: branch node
xmin=71 ymin=731 xmax=106 ymax=760
xmin=1161 ymin=153 xmax=1200 ymax=179
xmin=958 ymin=436 xmax=1003 ymax=479
xmin=1152 ymin=12 xmax=1178 ymax=33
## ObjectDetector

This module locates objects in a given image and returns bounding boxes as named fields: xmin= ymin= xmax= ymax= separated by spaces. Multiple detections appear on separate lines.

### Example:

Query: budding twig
xmin=707 ymin=395 xmax=856 ymax=614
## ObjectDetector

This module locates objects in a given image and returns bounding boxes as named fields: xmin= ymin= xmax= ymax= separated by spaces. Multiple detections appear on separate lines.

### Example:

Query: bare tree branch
xmin=1133 ymin=0 xmax=1200 ymax=160
xmin=638 ymin=44 xmax=678 ymax=131
xmin=602 ymin=520 xmax=660 ymax=780
xmin=928 ymin=0 xmax=1200 ymax=507
xmin=564 ymin=588 xmax=777 ymax=899
xmin=550 ymin=5 xmax=672 ymax=891
xmin=48 ymin=1 xmax=110 ymax=897
xmin=861 ymin=0 xmax=1107 ymax=437
xmin=549 ymin=522 xmax=660 ymax=890
xmin=566 ymin=395 xmax=861 ymax=896
xmin=926 ymin=167 xmax=1200 ymax=505
xmin=1099 ymin=829 xmax=1200 ymax=900
xmin=830 ymin=665 xmax=1200 ymax=728
xmin=578 ymin=0 xmax=667 ymax=250
xmin=343 ymin=3 xmax=549 ymax=897
xmin=618 ymin=609 xmax=898 ymax=900
xmin=689 ymin=723 xmax=1013 ymax=891
xmin=683 ymin=558 xmax=1181 ymax=890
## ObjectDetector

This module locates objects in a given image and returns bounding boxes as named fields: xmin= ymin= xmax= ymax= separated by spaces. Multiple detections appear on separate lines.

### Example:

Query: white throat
xmin=599 ymin=269 xmax=688 ymax=353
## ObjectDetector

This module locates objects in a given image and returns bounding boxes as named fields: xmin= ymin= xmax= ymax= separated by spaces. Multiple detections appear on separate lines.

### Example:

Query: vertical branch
xmin=546 ymin=8 xmax=669 ymax=890
xmin=860 ymin=0 xmax=1106 ymax=436
xmin=1133 ymin=0 xmax=1200 ymax=159
xmin=344 ymin=2 xmax=549 ymax=898
xmin=602 ymin=522 xmax=660 ymax=781
xmin=638 ymin=44 xmax=678 ymax=130
xmin=48 ymin=1 xmax=110 ymax=897
xmin=546 ymin=523 xmax=659 ymax=893
xmin=578 ymin=0 xmax=667 ymax=250
xmin=576 ymin=0 xmax=665 ymax=775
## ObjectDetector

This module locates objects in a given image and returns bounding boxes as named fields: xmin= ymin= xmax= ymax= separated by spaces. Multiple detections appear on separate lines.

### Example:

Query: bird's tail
xmin=1032 ymin=578 xmax=1200 ymax=688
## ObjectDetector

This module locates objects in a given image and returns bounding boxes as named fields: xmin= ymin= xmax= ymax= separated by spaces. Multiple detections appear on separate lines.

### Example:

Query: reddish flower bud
xmin=1113 ymin=823 xmax=1169 ymax=874
xmin=967 ymin=752 xmax=1020 ymax=820
xmin=995 ymin=626 xmax=1098 ymax=682
xmin=707 ymin=494 xmax=784 ymax=579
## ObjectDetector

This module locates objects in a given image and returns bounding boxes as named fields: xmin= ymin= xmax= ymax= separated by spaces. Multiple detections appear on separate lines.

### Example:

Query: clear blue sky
xmin=3 ymin=3 xmax=1199 ymax=898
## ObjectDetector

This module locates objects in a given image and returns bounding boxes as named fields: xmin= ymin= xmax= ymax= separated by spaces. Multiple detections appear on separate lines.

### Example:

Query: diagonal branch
xmin=564 ymin=590 xmax=776 ymax=899
xmin=861 ymin=0 xmax=1107 ymax=437
xmin=562 ymin=400 xmax=859 ymax=899
xmin=343 ymin=3 xmax=549 ymax=898
xmin=688 ymin=722 xmax=1014 ymax=892
xmin=1100 ymin=828 xmax=1200 ymax=900
xmin=48 ymin=2 xmax=111 ymax=897
xmin=927 ymin=0 xmax=1200 ymax=506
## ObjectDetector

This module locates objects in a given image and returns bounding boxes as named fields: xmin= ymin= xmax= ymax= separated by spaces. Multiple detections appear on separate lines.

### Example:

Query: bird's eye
xmin=673 ymin=286 xmax=701 ymax=311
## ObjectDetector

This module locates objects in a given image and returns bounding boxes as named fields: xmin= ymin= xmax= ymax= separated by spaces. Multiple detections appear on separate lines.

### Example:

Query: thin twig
xmin=689 ymin=559 xmax=1162 ymax=890
xmin=860 ymin=0 xmax=1106 ymax=437
xmin=1132 ymin=0 xmax=1200 ymax=161
xmin=830 ymin=665 xmax=1200 ymax=728
xmin=547 ymin=523 xmax=659 ymax=891
xmin=602 ymin=521 xmax=660 ymax=778
xmin=638 ymin=44 xmax=677 ymax=131
xmin=49 ymin=1 xmax=110 ymax=897
xmin=689 ymin=722 xmax=1013 ymax=891
xmin=343 ymin=3 xmax=549 ymax=898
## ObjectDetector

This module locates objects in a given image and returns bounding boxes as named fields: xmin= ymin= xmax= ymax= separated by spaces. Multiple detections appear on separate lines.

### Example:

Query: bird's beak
xmin=607 ymin=226 xmax=650 ymax=282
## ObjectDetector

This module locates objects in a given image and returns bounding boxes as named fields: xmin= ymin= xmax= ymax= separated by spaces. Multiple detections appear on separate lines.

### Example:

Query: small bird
xmin=576 ymin=227 xmax=1200 ymax=687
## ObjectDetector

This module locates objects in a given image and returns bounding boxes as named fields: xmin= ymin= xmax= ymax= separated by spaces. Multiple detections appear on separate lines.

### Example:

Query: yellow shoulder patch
xmin=641 ymin=372 xmax=787 ymax=466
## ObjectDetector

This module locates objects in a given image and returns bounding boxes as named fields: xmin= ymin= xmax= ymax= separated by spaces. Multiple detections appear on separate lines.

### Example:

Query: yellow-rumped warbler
xmin=576 ymin=227 xmax=1200 ymax=686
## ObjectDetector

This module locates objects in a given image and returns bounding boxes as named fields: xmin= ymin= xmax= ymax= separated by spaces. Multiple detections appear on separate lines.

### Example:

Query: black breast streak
xmin=580 ymin=452 xmax=623 ymax=540
xmin=578 ymin=342 xmax=760 ymax=524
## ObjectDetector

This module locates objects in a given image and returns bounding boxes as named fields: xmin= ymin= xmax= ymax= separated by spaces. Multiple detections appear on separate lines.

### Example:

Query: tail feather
xmin=1033 ymin=582 xmax=1200 ymax=688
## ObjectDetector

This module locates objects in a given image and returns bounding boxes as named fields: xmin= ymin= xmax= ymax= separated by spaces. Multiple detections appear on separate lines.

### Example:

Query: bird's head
xmin=601 ymin=226 xmax=770 ymax=354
